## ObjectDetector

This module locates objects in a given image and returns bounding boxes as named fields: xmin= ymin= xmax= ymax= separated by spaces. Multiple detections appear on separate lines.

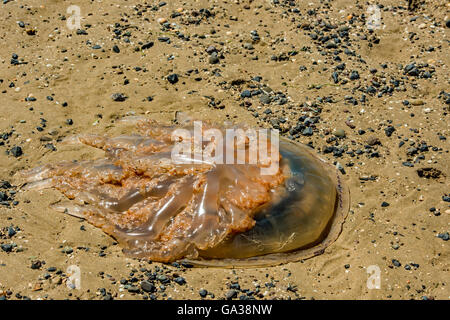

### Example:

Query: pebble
xmin=410 ymin=99 xmax=424 ymax=106
xmin=259 ymin=94 xmax=271 ymax=104
xmin=392 ymin=259 xmax=401 ymax=267
xmin=127 ymin=286 xmax=140 ymax=293
xmin=167 ymin=74 xmax=179 ymax=84
xmin=62 ymin=246 xmax=73 ymax=254
xmin=384 ymin=126 xmax=395 ymax=137
xmin=10 ymin=146 xmax=23 ymax=157
xmin=7 ymin=227 xmax=16 ymax=237
xmin=333 ymin=128 xmax=346 ymax=138
xmin=111 ymin=93 xmax=127 ymax=101
xmin=174 ymin=276 xmax=186 ymax=285
xmin=0 ymin=244 xmax=13 ymax=252
xmin=240 ymin=90 xmax=251 ymax=98
xmin=349 ymin=71 xmax=360 ymax=80
xmin=437 ymin=232 xmax=449 ymax=241
xmin=366 ymin=137 xmax=381 ymax=146
xmin=140 ymin=280 xmax=156 ymax=293
xmin=141 ymin=42 xmax=154 ymax=50
xmin=225 ymin=289 xmax=238 ymax=300
xmin=209 ymin=52 xmax=219 ymax=64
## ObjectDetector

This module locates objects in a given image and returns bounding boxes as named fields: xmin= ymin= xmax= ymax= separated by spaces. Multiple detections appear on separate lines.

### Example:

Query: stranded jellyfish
xmin=18 ymin=114 xmax=349 ymax=267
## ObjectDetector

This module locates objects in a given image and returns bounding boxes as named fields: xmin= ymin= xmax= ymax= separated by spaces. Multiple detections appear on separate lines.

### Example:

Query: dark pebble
xmin=141 ymin=280 xmax=156 ymax=293
xmin=127 ymin=286 xmax=140 ymax=293
xmin=437 ymin=232 xmax=449 ymax=241
xmin=240 ymin=90 xmax=251 ymax=98
xmin=141 ymin=42 xmax=154 ymax=50
xmin=10 ymin=146 xmax=23 ymax=157
xmin=384 ymin=126 xmax=395 ymax=137
xmin=225 ymin=289 xmax=238 ymax=300
xmin=167 ymin=74 xmax=179 ymax=84
xmin=0 ymin=244 xmax=13 ymax=252
xmin=174 ymin=277 xmax=186 ymax=285
xmin=349 ymin=71 xmax=360 ymax=80
xmin=392 ymin=259 xmax=401 ymax=267
xmin=209 ymin=53 xmax=219 ymax=64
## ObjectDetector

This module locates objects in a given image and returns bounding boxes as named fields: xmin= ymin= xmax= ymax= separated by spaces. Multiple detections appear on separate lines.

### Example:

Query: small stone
xmin=225 ymin=289 xmax=238 ymax=300
xmin=209 ymin=52 xmax=219 ymax=64
xmin=141 ymin=280 xmax=156 ymax=293
xmin=7 ymin=227 xmax=16 ymax=237
xmin=31 ymin=260 xmax=42 ymax=270
xmin=174 ymin=277 xmax=186 ymax=285
xmin=240 ymin=90 xmax=251 ymax=98
xmin=410 ymin=99 xmax=424 ymax=106
xmin=62 ymin=246 xmax=73 ymax=254
xmin=302 ymin=127 xmax=313 ymax=136
xmin=384 ymin=126 xmax=395 ymax=137
xmin=0 ymin=244 xmax=13 ymax=252
xmin=437 ymin=232 xmax=449 ymax=241
xmin=199 ymin=289 xmax=208 ymax=298
xmin=157 ymin=18 xmax=167 ymax=24
xmin=111 ymin=93 xmax=127 ymax=102
xmin=167 ymin=74 xmax=179 ymax=84
xmin=243 ymin=42 xmax=254 ymax=50
xmin=259 ymin=94 xmax=271 ymax=104
xmin=391 ymin=259 xmax=401 ymax=267
xmin=10 ymin=146 xmax=23 ymax=157
xmin=333 ymin=128 xmax=346 ymax=138
xmin=349 ymin=71 xmax=360 ymax=80
xmin=127 ymin=286 xmax=140 ymax=293
xmin=141 ymin=42 xmax=154 ymax=50
xmin=206 ymin=46 xmax=217 ymax=54
xmin=381 ymin=201 xmax=390 ymax=207
xmin=112 ymin=45 xmax=120 ymax=53
xmin=367 ymin=137 xmax=381 ymax=146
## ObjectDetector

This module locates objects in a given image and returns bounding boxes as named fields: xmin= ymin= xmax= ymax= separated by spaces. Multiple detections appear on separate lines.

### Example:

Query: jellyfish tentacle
xmin=115 ymin=176 xmax=194 ymax=239
xmin=187 ymin=172 xmax=229 ymax=250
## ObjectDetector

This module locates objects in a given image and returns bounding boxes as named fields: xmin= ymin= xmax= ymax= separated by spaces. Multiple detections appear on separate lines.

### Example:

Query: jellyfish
xmin=18 ymin=114 xmax=349 ymax=267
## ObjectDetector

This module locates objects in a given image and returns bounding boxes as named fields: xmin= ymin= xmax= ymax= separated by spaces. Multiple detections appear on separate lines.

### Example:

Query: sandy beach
xmin=0 ymin=0 xmax=448 ymax=300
